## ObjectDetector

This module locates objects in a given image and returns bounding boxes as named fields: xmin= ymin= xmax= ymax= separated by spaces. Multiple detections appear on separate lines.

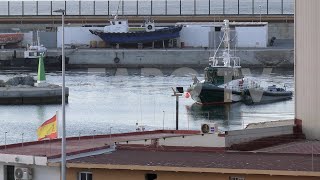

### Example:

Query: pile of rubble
xmin=0 ymin=76 xmax=35 ymax=87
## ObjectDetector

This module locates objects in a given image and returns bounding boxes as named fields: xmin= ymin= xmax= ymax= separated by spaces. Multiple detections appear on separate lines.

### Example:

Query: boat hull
xmin=187 ymin=83 xmax=242 ymax=105
xmin=89 ymin=26 xmax=182 ymax=44
xmin=243 ymin=89 xmax=293 ymax=105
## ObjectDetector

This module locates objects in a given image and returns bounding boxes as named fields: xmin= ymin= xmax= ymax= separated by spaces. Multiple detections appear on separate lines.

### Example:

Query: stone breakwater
xmin=0 ymin=76 xmax=68 ymax=105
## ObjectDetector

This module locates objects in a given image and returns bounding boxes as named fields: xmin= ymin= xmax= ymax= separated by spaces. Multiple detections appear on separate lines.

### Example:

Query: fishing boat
xmin=0 ymin=33 xmax=23 ymax=46
xmin=242 ymin=85 xmax=293 ymax=105
xmin=0 ymin=32 xmax=68 ymax=70
xmin=186 ymin=19 xmax=246 ymax=105
xmin=89 ymin=16 xmax=182 ymax=44
xmin=186 ymin=19 xmax=293 ymax=105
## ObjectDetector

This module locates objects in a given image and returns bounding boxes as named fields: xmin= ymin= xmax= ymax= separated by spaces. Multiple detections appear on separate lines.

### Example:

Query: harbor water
xmin=0 ymin=68 xmax=294 ymax=145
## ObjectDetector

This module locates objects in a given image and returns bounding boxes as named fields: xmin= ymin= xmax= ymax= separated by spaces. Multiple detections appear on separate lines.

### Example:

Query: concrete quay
xmin=0 ymin=85 xmax=69 ymax=105
xmin=0 ymin=47 xmax=294 ymax=69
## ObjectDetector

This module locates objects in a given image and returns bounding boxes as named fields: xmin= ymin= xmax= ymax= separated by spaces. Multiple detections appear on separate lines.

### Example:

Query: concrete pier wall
xmin=67 ymin=49 xmax=293 ymax=68
xmin=0 ymin=86 xmax=69 ymax=105
xmin=0 ymin=48 xmax=294 ymax=68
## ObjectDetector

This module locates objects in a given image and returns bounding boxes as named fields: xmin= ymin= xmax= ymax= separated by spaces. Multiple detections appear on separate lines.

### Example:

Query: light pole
xmin=162 ymin=111 xmax=165 ymax=130
xmin=171 ymin=87 xmax=183 ymax=130
xmin=92 ymin=130 xmax=96 ymax=150
xmin=78 ymin=132 xmax=81 ymax=150
xmin=21 ymin=133 xmax=24 ymax=147
xmin=92 ymin=130 xmax=96 ymax=141
xmin=4 ymin=132 xmax=7 ymax=150
xmin=259 ymin=5 xmax=262 ymax=23
xmin=109 ymin=127 xmax=113 ymax=140
xmin=53 ymin=8 xmax=66 ymax=180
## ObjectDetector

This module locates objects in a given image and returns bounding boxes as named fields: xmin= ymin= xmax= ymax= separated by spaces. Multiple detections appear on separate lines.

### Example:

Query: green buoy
xmin=36 ymin=53 xmax=48 ymax=87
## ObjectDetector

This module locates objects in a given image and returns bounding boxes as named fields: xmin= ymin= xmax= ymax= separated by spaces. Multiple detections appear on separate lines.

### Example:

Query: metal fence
xmin=0 ymin=0 xmax=294 ymax=16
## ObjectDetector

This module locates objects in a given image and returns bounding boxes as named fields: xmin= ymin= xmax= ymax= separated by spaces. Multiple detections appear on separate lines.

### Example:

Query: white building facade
xmin=0 ymin=154 xmax=59 ymax=180
xmin=295 ymin=0 xmax=320 ymax=139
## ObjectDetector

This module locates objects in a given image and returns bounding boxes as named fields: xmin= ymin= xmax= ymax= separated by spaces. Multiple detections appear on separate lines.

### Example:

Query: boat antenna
xmin=37 ymin=30 xmax=40 ymax=46
xmin=222 ymin=19 xmax=231 ymax=67
xmin=116 ymin=0 xmax=122 ymax=19
xmin=223 ymin=20 xmax=231 ymax=55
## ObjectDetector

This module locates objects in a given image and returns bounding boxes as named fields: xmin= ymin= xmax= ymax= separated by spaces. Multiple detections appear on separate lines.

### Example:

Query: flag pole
xmin=61 ymin=10 xmax=66 ymax=180
xmin=56 ymin=111 xmax=59 ymax=138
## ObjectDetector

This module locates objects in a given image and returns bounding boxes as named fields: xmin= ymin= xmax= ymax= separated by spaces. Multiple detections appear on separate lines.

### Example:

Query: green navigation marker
xmin=37 ymin=53 xmax=46 ymax=83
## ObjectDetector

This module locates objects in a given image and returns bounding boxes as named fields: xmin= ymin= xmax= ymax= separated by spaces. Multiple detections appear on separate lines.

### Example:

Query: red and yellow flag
xmin=37 ymin=114 xmax=58 ymax=141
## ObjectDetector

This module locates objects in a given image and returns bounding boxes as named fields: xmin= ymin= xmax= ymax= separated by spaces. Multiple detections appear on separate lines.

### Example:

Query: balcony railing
xmin=0 ymin=0 xmax=294 ymax=16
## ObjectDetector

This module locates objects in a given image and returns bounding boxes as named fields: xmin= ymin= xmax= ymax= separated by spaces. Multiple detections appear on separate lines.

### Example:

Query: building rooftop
xmin=2 ymin=128 xmax=320 ymax=176
xmin=66 ymin=148 xmax=320 ymax=173
xmin=257 ymin=141 xmax=320 ymax=154
xmin=0 ymin=130 xmax=199 ymax=158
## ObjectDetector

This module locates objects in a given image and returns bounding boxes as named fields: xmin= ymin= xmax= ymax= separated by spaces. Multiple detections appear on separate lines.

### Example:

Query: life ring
xmin=147 ymin=25 xmax=153 ymax=30
xmin=114 ymin=57 xmax=120 ymax=63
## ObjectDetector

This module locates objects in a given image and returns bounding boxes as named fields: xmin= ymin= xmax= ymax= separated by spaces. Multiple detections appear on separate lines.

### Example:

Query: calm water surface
xmin=0 ymin=68 xmax=294 ymax=144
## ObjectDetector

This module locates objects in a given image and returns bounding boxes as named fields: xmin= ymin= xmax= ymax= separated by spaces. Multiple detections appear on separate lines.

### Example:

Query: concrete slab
xmin=0 ymin=84 xmax=69 ymax=105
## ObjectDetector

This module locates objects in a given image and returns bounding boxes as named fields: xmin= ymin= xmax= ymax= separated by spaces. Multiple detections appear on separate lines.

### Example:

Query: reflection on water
xmin=186 ymin=103 xmax=244 ymax=130
xmin=0 ymin=68 xmax=294 ymax=144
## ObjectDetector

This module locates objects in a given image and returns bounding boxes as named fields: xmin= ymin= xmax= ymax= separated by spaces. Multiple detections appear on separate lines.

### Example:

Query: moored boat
xmin=242 ymin=85 xmax=293 ymax=105
xmin=187 ymin=19 xmax=245 ymax=105
xmin=0 ymin=32 xmax=68 ymax=70
xmin=0 ymin=33 xmax=23 ymax=45
xmin=89 ymin=16 xmax=182 ymax=44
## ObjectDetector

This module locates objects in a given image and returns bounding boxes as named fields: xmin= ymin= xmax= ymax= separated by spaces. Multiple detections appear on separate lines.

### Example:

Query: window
xmin=145 ymin=173 xmax=157 ymax=180
xmin=229 ymin=177 xmax=245 ymax=180
xmin=79 ymin=172 xmax=92 ymax=180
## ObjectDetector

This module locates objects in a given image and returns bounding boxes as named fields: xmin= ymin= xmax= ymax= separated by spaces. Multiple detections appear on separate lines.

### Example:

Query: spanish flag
xmin=37 ymin=114 xmax=58 ymax=141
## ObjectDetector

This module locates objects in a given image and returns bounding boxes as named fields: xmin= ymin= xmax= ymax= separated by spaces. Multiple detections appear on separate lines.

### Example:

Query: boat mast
xmin=37 ymin=30 xmax=40 ymax=46
xmin=223 ymin=20 xmax=231 ymax=55
xmin=222 ymin=19 xmax=231 ymax=67
xmin=115 ymin=0 xmax=122 ymax=20
xmin=210 ymin=19 xmax=232 ymax=67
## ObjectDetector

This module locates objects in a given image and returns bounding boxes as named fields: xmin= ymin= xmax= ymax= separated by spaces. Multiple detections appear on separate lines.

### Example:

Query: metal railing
xmin=0 ymin=0 xmax=294 ymax=16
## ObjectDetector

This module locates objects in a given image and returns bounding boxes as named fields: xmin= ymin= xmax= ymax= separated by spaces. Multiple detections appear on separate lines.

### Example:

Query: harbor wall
xmin=0 ymin=87 xmax=69 ymax=105
xmin=66 ymin=49 xmax=294 ymax=68
xmin=268 ymin=23 xmax=294 ymax=39
xmin=0 ymin=48 xmax=294 ymax=68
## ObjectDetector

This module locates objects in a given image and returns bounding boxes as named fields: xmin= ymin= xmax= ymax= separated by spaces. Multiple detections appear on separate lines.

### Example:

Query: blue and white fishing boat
xmin=89 ymin=16 xmax=182 ymax=44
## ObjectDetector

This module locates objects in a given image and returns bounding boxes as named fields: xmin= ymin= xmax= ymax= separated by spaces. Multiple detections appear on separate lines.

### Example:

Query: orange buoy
xmin=185 ymin=92 xmax=191 ymax=98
